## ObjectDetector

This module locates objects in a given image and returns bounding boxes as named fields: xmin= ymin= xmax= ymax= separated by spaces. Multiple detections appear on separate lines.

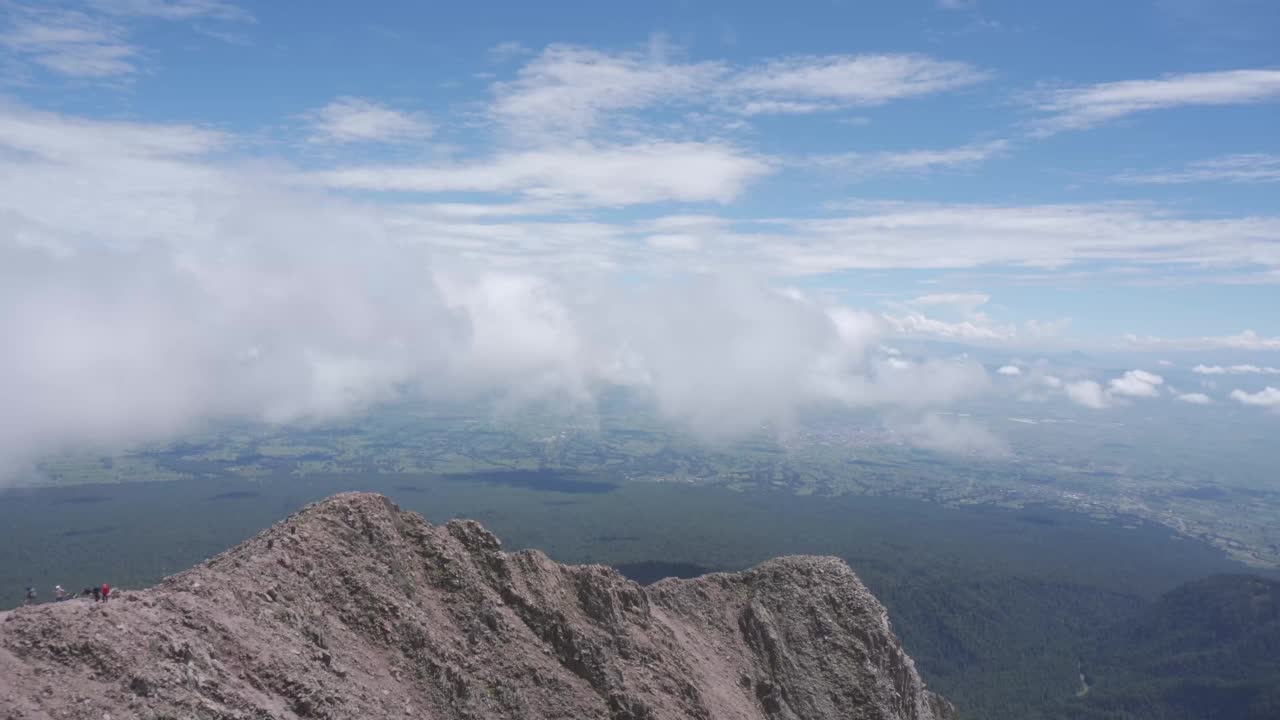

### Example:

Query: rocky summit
xmin=0 ymin=492 xmax=955 ymax=720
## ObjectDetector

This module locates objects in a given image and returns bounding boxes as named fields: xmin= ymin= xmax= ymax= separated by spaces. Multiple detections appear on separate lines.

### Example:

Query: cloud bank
xmin=0 ymin=102 xmax=998 ymax=478
xmin=1230 ymin=387 xmax=1280 ymax=409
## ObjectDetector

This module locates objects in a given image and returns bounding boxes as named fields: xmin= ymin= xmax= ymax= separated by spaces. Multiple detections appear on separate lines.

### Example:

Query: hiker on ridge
xmin=101 ymin=583 xmax=110 ymax=603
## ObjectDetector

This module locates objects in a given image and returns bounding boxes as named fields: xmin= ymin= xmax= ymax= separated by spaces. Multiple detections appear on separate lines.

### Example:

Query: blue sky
xmin=6 ymin=0 xmax=1276 ymax=337
xmin=1 ymin=0 xmax=1279 ymax=467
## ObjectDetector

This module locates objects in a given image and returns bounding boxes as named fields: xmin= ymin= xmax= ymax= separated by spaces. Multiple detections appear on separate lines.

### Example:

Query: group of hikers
xmin=22 ymin=583 xmax=111 ymax=606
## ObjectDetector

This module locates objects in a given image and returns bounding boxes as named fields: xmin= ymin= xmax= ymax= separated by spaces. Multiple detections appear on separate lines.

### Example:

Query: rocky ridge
xmin=0 ymin=492 xmax=955 ymax=720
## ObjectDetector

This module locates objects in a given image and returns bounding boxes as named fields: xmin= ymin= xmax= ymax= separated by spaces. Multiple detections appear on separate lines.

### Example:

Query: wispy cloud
xmin=489 ymin=45 xmax=989 ymax=139
xmin=734 ymin=99 xmax=829 ymax=116
xmin=1 ymin=1 xmax=249 ymax=80
xmin=1176 ymin=392 xmax=1213 ymax=405
xmin=1 ymin=9 xmax=136 ymax=78
xmin=488 ymin=40 xmax=531 ymax=63
xmin=880 ymin=291 xmax=1016 ymax=341
xmin=305 ymin=97 xmax=433 ymax=145
xmin=87 ymin=0 xmax=250 ymax=21
xmin=732 ymin=53 xmax=987 ymax=113
xmin=1032 ymin=69 xmax=1280 ymax=133
xmin=813 ymin=140 xmax=1008 ymax=175
xmin=909 ymin=292 xmax=992 ymax=308
xmin=491 ymin=44 xmax=725 ymax=140
xmin=1114 ymin=153 xmax=1280 ymax=184
xmin=315 ymin=141 xmax=771 ymax=206
xmin=1193 ymin=363 xmax=1280 ymax=375
xmin=1126 ymin=329 xmax=1280 ymax=352
xmin=1065 ymin=380 xmax=1110 ymax=408
xmin=892 ymin=412 xmax=1009 ymax=457
xmin=769 ymin=202 xmax=1280 ymax=274
xmin=0 ymin=104 xmax=228 ymax=158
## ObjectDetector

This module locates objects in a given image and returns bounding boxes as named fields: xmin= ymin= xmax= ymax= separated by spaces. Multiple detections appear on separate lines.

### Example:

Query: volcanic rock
xmin=0 ymin=492 xmax=955 ymax=720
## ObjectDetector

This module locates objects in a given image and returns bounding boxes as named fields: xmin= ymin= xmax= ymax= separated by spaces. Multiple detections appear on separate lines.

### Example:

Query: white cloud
xmin=891 ymin=413 xmax=1009 ymax=457
xmin=488 ymin=41 xmax=531 ymax=62
xmin=491 ymin=44 xmax=725 ymax=139
xmin=0 ymin=103 xmax=228 ymax=159
xmin=814 ymin=140 xmax=1008 ymax=174
xmin=735 ymin=100 xmax=829 ymax=116
xmin=1230 ymin=387 xmax=1280 ymax=408
xmin=1024 ymin=318 xmax=1072 ymax=339
xmin=2 ymin=1 xmax=248 ymax=80
xmin=909 ymin=292 xmax=992 ymax=311
xmin=1033 ymin=69 xmax=1280 ymax=133
xmin=1125 ymin=330 xmax=1280 ymax=352
xmin=0 ymin=102 xmax=999 ymax=478
xmin=883 ymin=311 xmax=1016 ymax=340
xmin=1176 ymin=392 xmax=1213 ymax=405
xmin=1066 ymin=380 xmax=1110 ymax=409
xmin=87 ymin=0 xmax=249 ymax=21
xmin=852 ymin=357 xmax=993 ymax=408
xmin=488 ymin=45 xmax=987 ymax=137
xmin=306 ymin=97 xmax=433 ymax=145
xmin=1108 ymin=369 xmax=1164 ymax=398
xmin=1 ymin=9 xmax=136 ymax=78
xmin=1193 ymin=364 xmax=1280 ymax=375
xmin=880 ymin=290 xmax=1016 ymax=342
xmin=1010 ymin=366 xmax=1069 ymax=403
xmin=770 ymin=202 xmax=1280 ymax=274
xmin=1115 ymin=153 xmax=1280 ymax=185
xmin=997 ymin=365 xmax=1022 ymax=376
xmin=732 ymin=54 xmax=987 ymax=112
xmin=315 ymin=141 xmax=771 ymax=206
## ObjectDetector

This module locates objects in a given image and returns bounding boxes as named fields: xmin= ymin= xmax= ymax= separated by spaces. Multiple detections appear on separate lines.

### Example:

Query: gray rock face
xmin=0 ymin=492 xmax=955 ymax=720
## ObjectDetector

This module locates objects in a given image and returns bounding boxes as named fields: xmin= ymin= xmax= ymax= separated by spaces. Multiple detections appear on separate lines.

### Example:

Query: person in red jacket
xmin=101 ymin=583 xmax=110 ymax=603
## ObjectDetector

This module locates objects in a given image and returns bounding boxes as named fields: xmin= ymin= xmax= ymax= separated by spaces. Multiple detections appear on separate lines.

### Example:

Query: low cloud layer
xmin=1193 ymin=363 xmax=1280 ymax=375
xmin=1065 ymin=380 xmax=1111 ymax=409
xmin=1032 ymin=69 xmax=1280 ymax=134
xmin=0 ymin=244 xmax=996 ymax=475
xmin=891 ymin=412 xmax=1009 ymax=457
xmin=0 ymin=103 xmax=1001 ymax=478
xmin=1108 ymin=369 xmax=1164 ymax=398
xmin=1230 ymin=387 xmax=1280 ymax=409
xmin=3 ymin=24 xmax=1279 ymax=482
xmin=1064 ymin=369 xmax=1165 ymax=409
xmin=1176 ymin=392 xmax=1213 ymax=405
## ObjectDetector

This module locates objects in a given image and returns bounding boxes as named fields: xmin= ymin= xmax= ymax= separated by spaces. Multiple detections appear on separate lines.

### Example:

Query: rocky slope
xmin=0 ymin=492 xmax=955 ymax=720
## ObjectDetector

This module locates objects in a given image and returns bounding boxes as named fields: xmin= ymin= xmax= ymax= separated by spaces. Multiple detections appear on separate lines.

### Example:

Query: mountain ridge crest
xmin=1 ymin=491 xmax=954 ymax=720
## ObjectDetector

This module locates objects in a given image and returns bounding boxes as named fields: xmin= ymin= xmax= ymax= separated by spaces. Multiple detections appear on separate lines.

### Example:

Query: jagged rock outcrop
xmin=0 ymin=492 xmax=955 ymax=720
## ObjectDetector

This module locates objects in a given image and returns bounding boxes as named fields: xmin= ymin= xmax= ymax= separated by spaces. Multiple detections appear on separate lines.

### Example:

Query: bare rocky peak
xmin=0 ymin=492 xmax=955 ymax=720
